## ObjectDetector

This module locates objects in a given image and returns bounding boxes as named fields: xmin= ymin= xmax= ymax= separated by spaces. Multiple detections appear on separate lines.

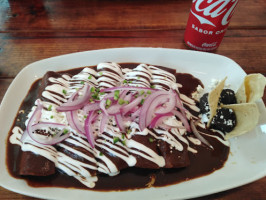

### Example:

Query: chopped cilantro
xmin=84 ymin=115 xmax=87 ymax=119
xmin=139 ymin=90 xmax=145 ymax=95
xmin=113 ymin=137 xmax=119 ymax=144
xmin=50 ymin=115 xmax=54 ymax=119
xmin=99 ymin=92 xmax=105 ymax=95
xmin=106 ymin=99 xmax=112 ymax=106
xmin=114 ymin=90 xmax=120 ymax=100
xmin=80 ymin=81 xmax=85 ymax=85
xmin=149 ymin=137 xmax=154 ymax=143
xmin=125 ymin=100 xmax=129 ymax=104
xmin=118 ymin=98 xmax=125 ymax=105
xmin=97 ymin=110 xmax=102 ymax=114
xmin=92 ymin=93 xmax=100 ymax=100
xmin=63 ymin=129 xmax=69 ymax=134
xmin=90 ymin=87 xmax=95 ymax=93
xmin=99 ymin=152 xmax=103 ymax=156
xmin=137 ymin=77 xmax=140 ymax=80
xmin=140 ymin=99 xmax=145 ymax=105
xmin=127 ymin=129 xmax=131 ymax=134
xmin=151 ymin=85 xmax=155 ymax=89
xmin=121 ymin=140 xmax=126 ymax=146
xmin=62 ymin=89 xmax=67 ymax=95
xmin=48 ymin=105 xmax=52 ymax=111
xmin=147 ymin=90 xmax=152 ymax=94
xmin=99 ymin=72 xmax=103 ymax=76
xmin=122 ymin=134 xmax=125 ymax=139
xmin=123 ymin=80 xmax=128 ymax=84
xmin=88 ymin=75 xmax=92 ymax=79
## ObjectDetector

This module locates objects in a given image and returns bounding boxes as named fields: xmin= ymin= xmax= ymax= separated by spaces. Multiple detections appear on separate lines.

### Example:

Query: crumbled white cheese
xmin=192 ymin=85 xmax=204 ymax=101
xmin=200 ymin=114 xmax=209 ymax=123
xmin=226 ymin=120 xmax=233 ymax=126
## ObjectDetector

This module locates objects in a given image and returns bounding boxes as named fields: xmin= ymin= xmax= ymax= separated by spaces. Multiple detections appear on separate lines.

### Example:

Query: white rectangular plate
xmin=0 ymin=48 xmax=265 ymax=200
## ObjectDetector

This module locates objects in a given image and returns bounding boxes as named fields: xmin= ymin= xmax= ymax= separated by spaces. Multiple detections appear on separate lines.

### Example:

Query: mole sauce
xmin=6 ymin=63 xmax=229 ymax=191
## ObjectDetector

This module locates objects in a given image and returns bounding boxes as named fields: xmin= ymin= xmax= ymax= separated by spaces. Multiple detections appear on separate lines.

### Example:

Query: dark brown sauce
xmin=6 ymin=63 xmax=229 ymax=191
xmin=176 ymin=73 xmax=203 ymax=97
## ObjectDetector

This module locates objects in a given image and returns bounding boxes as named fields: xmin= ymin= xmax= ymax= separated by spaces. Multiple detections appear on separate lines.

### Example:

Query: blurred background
xmin=0 ymin=0 xmax=265 ymax=199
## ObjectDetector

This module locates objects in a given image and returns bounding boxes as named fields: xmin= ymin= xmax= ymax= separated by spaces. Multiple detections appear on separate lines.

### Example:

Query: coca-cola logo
xmin=191 ymin=0 xmax=239 ymax=27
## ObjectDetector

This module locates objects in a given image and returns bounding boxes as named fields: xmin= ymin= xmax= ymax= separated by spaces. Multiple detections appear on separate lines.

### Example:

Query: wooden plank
xmin=0 ymin=187 xmax=38 ymax=200
xmin=0 ymin=79 xmax=12 ymax=103
xmin=0 ymin=0 xmax=265 ymax=31
xmin=0 ymin=30 xmax=266 ymax=78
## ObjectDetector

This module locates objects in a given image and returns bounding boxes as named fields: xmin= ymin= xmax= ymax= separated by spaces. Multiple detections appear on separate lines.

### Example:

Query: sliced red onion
xmin=107 ymin=104 xmax=122 ymax=115
xmin=71 ymin=110 xmax=85 ymax=135
xmin=139 ymin=92 xmax=169 ymax=130
xmin=123 ymin=116 xmax=131 ymax=123
xmin=101 ymin=86 xmax=158 ymax=93
xmin=56 ymin=84 xmax=91 ymax=112
xmin=83 ymin=102 xmax=100 ymax=113
xmin=172 ymin=110 xmax=191 ymax=132
xmin=102 ymin=92 xmax=115 ymax=100
xmin=26 ymin=102 xmax=74 ymax=145
xmin=68 ymin=89 xmax=79 ymax=101
xmin=130 ymin=106 xmax=139 ymax=113
xmin=175 ymin=91 xmax=187 ymax=116
xmin=84 ymin=111 xmax=96 ymax=148
xmin=149 ymin=113 xmax=173 ymax=129
xmin=66 ymin=111 xmax=77 ymax=131
xmin=120 ymin=96 xmax=143 ymax=114
xmin=124 ymin=93 xmax=133 ymax=102
xmin=28 ymin=122 xmax=70 ymax=145
xmin=100 ymin=113 xmax=108 ymax=134
xmin=120 ymin=90 xmax=127 ymax=100
xmin=155 ymin=92 xmax=176 ymax=114
xmin=32 ymin=84 xmax=191 ymax=147
xmin=190 ymin=120 xmax=213 ymax=149
xmin=131 ymin=107 xmax=141 ymax=121
xmin=115 ymin=113 xmax=126 ymax=132
xmin=99 ymin=98 xmax=108 ymax=115
xmin=92 ymin=112 xmax=100 ymax=123
xmin=66 ymin=110 xmax=85 ymax=135
xmin=139 ymin=91 xmax=167 ymax=130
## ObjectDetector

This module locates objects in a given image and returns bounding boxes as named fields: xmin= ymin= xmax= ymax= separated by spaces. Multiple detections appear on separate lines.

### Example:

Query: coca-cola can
xmin=184 ymin=0 xmax=239 ymax=51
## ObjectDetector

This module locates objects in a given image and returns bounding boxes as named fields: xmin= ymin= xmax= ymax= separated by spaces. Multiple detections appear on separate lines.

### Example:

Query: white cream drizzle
xmin=149 ymin=65 xmax=178 ymax=90
xmin=152 ymin=128 xmax=184 ymax=151
xmin=125 ymin=64 xmax=152 ymax=88
xmin=200 ymin=131 xmax=230 ymax=146
xmin=9 ymin=63 xmax=230 ymax=188
xmin=68 ymin=67 xmax=98 ymax=95
xmin=187 ymin=136 xmax=202 ymax=145
xmin=126 ymin=139 xmax=165 ymax=167
xmin=97 ymin=62 xmax=123 ymax=88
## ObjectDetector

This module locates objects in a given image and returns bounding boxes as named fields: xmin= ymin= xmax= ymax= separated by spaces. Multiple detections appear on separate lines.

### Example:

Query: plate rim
xmin=0 ymin=47 xmax=265 ymax=200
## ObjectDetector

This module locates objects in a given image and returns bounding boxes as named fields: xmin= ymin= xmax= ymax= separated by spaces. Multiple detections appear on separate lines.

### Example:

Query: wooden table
xmin=0 ymin=0 xmax=265 ymax=199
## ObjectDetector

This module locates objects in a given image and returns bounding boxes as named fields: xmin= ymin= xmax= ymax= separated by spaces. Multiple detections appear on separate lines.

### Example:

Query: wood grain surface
xmin=0 ymin=0 xmax=265 ymax=199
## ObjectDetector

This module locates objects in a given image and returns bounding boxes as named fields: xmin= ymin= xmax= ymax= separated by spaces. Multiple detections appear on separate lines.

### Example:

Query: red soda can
xmin=184 ymin=0 xmax=239 ymax=51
